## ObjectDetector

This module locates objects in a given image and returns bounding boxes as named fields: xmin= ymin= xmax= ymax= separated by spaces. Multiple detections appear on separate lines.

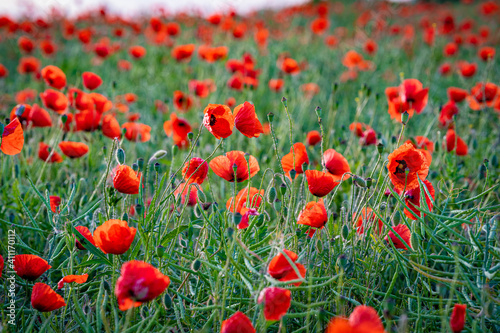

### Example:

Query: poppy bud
xmin=353 ymin=175 xmax=367 ymax=188
xmin=342 ymin=224 xmax=349 ymax=240
xmin=154 ymin=162 xmax=161 ymax=173
xmin=135 ymin=204 xmax=143 ymax=215
xmin=233 ymin=212 xmax=242 ymax=225
xmin=410 ymin=231 xmax=419 ymax=250
xmin=391 ymin=136 xmax=397 ymax=144
xmin=187 ymin=132 xmax=194 ymax=141
xmin=479 ymin=164 xmax=487 ymax=179
xmin=191 ymin=259 xmax=201 ymax=272
xmin=137 ymin=158 xmax=144 ymax=171
xmin=267 ymin=187 xmax=277 ymax=203
xmin=401 ymin=111 xmax=410 ymax=125
xmin=315 ymin=106 xmax=322 ymax=118
xmin=163 ymin=293 xmax=172 ymax=309
xmin=274 ymin=199 xmax=282 ymax=211
xmin=172 ymin=145 xmax=178 ymax=155
xmin=377 ymin=143 xmax=384 ymax=154
xmin=15 ymin=104 xmax=25 ymax=117
xmin=116 ymin=148 xmax=125 ymax=165
xmin=122 ymin=213 xmax=129 ymax=222
xmin=290 ymin=169 xmax=297 ymax=180
xmin=279 ymin=183 xmax=286 ymax=195
xmin=366 ymin=87 xmax=372 ymax=97
xmin=366 ymin=177 xmax=373 ymax=188
xmin=281 ymin=96 xmax=287 ymax=107
xmin=151 ymin=150 xmax=168 ymax=160
xmin=156 ymin=245 xmax=165 ymax=257
xmin=267 ymin=112 xmax=274 ymax=122
xmin=61 ymin=113 xmax=68 ymax=124
xmin=450 ymin=304 xmax=466 ymax=333
xmin=132 ymin=163 xmax=138 ymax=172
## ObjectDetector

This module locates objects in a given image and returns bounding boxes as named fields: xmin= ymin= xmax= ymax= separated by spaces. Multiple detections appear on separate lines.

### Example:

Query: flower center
xmin=209 ymin=114 xmax=217 ymax=126
xmin=394 ymin=159 xmax=408 ymax=175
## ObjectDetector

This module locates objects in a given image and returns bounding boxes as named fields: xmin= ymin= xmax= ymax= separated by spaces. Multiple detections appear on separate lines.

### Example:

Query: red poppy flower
xmin=14 ymin=254 xmax=51 ymax=281
xmin=59 ymin=141 xmax=89 ymax=158
xmin=301 ymin=83 xmax=321 ymax=98
xmin=439 ymin=100 xmax=459 ymax=128
xmin=198 ymin=45 xmax=228 ymax=63
xmin=172 ymin=44 xmax=196 ymax=62
xmin=268 ymin=78 xmax=284 ymax=92
xmin=89 ymin=93 xmax=113 ymax=113
xmin=445 ymin=129 xmax=468 ymax=156
xmin=115 ymin=260 xmax=170 ymax=311
xmin=57 ymin=274 xmax=88 ymax=289
xmin=122 ymin=122 xmax=151 ymax=142
xmin=322 ymin=149 xmax=350 ymax=181
xmin=268 ymin=249 xmax=306 ymax=286
xmin=102 ymin=114 xmax=121 ymax=139
xmin=257 ymin=287 xmax=291 ymax=321
xmin=467 ymin=82 xmax=498 ymax=110
xmin=163 ymin=113 xmax=192 ymax=148
xmin=74 ymin=226 xmax=96 ymax=250
xmin=174 ymin=183 xmax=200 ymax=206
xmin=305 ymin=170 xmax=338 ymax=197
xmin=233 ymin=102 xmax=264 ymax=138
xmin=118 ymin=59 xmax=132 ymax=71
xmin=113 ymin=165 xmax=141 ymax=194
xmin=364 ymin=39 xmax=378 ymax=55
xmin=182 ymin=157 xmax=209 ymax=184
xmin=94 ymin=219 xmax=136 ymax=255
xmin=326 ymin=305 xmax=385 ymax=333
xmin=386 ymin=79 xmax=429 ymax=121
xmin=0 ymin=255 xmax=3 ymax=278
xmin=458 ymin=61 xmax=477 ymax=78
xmin=281 ymin=143 xmax=309 ymax=176
xmin=385 ymin=224 xmax=411 ymax=250
xmin=203 ymin=104 xmax=234 ymax=139
xmin=49 ymin=195 xmax=61 ymax=213
xmin=237 ymin=208 xmax=259 ymax=229
xmin=166 ymin=22 xmax=180 ymax=36
xmin=297 ymin=198 xmax=328 ymax=232
xmin=360 ymin=129 xmax=377 ymax=146
xmin=478 ymin=46 xmax=495 ymax=62
xmin=28 ymin=104 xmax=52 ymax=128
xmin=226 ymin=187 xmax=264 ymax=214
xmin=68 ymin=88 xmax=92 ymax=111
xmin=403 ymin=180 xmax=435 ymax=220
xmin=443 ymin=42 xmax=459 ymax=57
xmin=75 ymin=109 xmax=101 ymax=132
xmin=450 ymin=304 xmax=466 ymax=333
xmin=0 ymin=63 xmax=8 ymax=78
xmin=173 ymin=90 xmax=193 ymax=112
xmin=18 ymin=56 xmax=40 ymax=74
xmin=40 ymin=39 xmax=57 ymax=56
xmin=447 ymin=87 xmax=468 ymax=103
xmin=31 ymin=283 xmax=66 ymax=312
xmin=41 ymin=65 xmax=66 ymax=89
xmin=210 ymin=151 xmax=259 ymax=182
xmin=38 ymin=142 xmax=63 ymax=163
xmin=1 ymin=118 xmax=24 ymax=156
xmin=280 ymin=57 xmax=300 ymax=75
xmin=40 ymin=89 xmax=68 ymax=114
xmin=311 ymin=17 xmax=329 ymax=35
xmin=353 ymin=207 xmax=383 ymax=235
xmin=82 ymin=72 xmax=102 ymax=90
xmin=188 ymin=80 xmax=210 ymax=98
xmin=349 ymin=122 xmax=371 ymax=137
xmin=387 ymin=143 xmax=429 ymax=191
xmin=306 ymin=130 xmax=321 ymax=146
xmin=439 ymin=62 xmax=452 ymax=76
xmin=221 ymin=311 xmax=255 ymax=333
xmin=18 ymin=36 xmax=35 ymax=53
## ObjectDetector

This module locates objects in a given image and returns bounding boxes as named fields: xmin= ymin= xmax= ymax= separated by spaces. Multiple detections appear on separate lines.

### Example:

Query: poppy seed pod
xmin=187 ymin=132 xmax=194 ymax=141
xmin=116 ymin=148 xmax=125 ymax=165
xmin=137 ymin=158 xmax=144 ymax=171
xmin=315 ymin=106 xmax=322 ymax=117
xmin=191 ymin=259 xmax=201 ymax=271
xmin=281 ymin=96 xmax=287 ymax=107
xmin=401 ymin=111 xmax=410 ymax=125
xmin=342 ymin=224 xmax=349 ymax=240
xmin=267 ymin=112 xmax=274 ymax=122
xmin=279 ymin=183 xmax=287 ymax=195
xmin=267 ymin=187 xmax=277 ymax=203
xmin=377 ymin=143 xmax=384 ymax=154
xmin=15 ymin=104 xmax=26 ymax=117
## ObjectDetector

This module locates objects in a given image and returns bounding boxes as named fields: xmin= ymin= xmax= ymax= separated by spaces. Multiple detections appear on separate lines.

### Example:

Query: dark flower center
xmin=209 ymin=114 xmax=217 ymax=126
xmin=394 ymin=159 xmax=408 ymax=175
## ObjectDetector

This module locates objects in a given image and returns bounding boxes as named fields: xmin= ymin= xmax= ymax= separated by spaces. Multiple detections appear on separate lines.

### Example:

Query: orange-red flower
xmin=387 ymin=143 xmax=429 ymax=191
xmin=18 ymin=56 xmax=40 ymax=74
xmin=1 ymin=118 xmax=24 ymax=156
xmin=57 ymin=274 xmax=88 ymax=289
xmin=49 ymin=195 xmax=61 ymax=213
xmin=403 ymin=180 xmax=435 ymax=220
xmin=94 ymin=219 xmax=136 ymax=255
xmin=113 ymin=165 xmax=141 ymax=194
xmin=467 ymin=82 xmax=498 ymax=110
xmin=14 ymin=254 xmax=51 ymax=281
xmin=322 ymin=148 xmax=350 ymax=181
xmin=59 ymin=141 xmax=89 ymax=158
xmin=326 ymin=305 xmax=385 ymax=333
xmin=305 ymin=170 xmax=338 ymax=197
xmin=129 ymin=45 xmax=146 ymax=59
xmin=172 ymin=90 xmax=193 ymax=112
xmin=75 ymin=109 xmax=101 ymax=132
xmin=257 ymin=287 xmax=291 ymax=321
xmin=41 ymin=65 xmax=66 ymax=89
xmin=233 ymin=101 xmax=264 ymax=138
xmin=174 ymin=183 xmax=200 ymax=206
xmin=40 ymin=89 xmax=68 ymax=114
xmin=405 ymin=136 xmax=434 ymax=165
xmin=450 ymin=304 xmax=466 ymax=333
xmin=268 ymin=78 xmax=284 ymax=92
xmin=385 ymin=224 xmax=411 ymax=250
xmin=353 ymin=207 xmax=383 ymax=235
xmin=102 ymin=114 xmax=121 ymax=139
xmin=163 ymin=113 xmax=192 ymax=148
xmin=226 ymin=187 xmax=264 ymax=214
xmin=478 ymin=46 xmax=495 ymax=62
xmin=198 ymin=45 xmax=228 ymax=62
xmin=182 ymin=157 xmax=208 ymax=184
xmin=172 ymin=44 xmax=195 ymax=62
xmin=297 ymin=198 xmax=328 ymax=232
xmin=0 ymin=255 xmax=3 ymax=278
xmin=221 ymin=311 xmax=255 ymax=333
xmin=203 ymin=104 xmax=234 ymax=139
xmin=311 ymin=17 xmax=329 ymax=35
xmin=386 ymin=79 xmax=429 ymax=121
xmin=349 ymin=122 xmax=371 ymax=137
xmin=447 ymin=87 xmax=468 ymax=103
xmin=115 ymin=260 xmax=170 ymax=311
xmin=122 ymin=122 xmax=151 ymax=142
xmin=210 ymin=151 xmax=259 ymax=182
xmin=280 ymin=57 xmax=300 ymax=75
xmin=82 ymin=72 xmax=102 ymax=90
xmin=74 ymin=226 xmax=96 ymax=250
xmin=445 ymin=129 xmax=468 ymax=156
xmin=458 ymin=61 xmax=477 ymax=78
xmin=38 ymin=142 xmax=63 ymax=163
xmin=268 ymin=249 xmax=306 ymax=286
xmin=31 ymin=283 xmax=66 ymax=312
xmin=281 ymin=143 xmax=309 ymax=176
xmin=439 ymin=100 xmax=459 ymax=128
xmin=89 ymin=93 xmax=113 ymax=113
xmin=306 ymin=130 xmax=321 ymax=146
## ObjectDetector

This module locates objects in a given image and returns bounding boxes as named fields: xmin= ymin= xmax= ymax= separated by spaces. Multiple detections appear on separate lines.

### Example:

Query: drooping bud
xmin=116 ymin=148 xmax=125 ymax=165
xmin=267 ymin=187 xmax=277 ymax=203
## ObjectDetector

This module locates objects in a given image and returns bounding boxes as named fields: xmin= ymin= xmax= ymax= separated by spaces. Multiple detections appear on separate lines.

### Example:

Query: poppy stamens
xmin=394 ymin=159 xmax=408 ymax=175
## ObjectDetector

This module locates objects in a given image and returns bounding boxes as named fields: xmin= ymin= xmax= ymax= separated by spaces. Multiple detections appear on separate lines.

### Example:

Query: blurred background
xmin=0 ymin=0 xmax=311 ymax=18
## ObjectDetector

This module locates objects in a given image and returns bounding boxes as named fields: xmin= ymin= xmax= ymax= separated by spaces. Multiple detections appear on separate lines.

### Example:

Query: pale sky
xmin=0 ymin=0 xmax=309 ymax=18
